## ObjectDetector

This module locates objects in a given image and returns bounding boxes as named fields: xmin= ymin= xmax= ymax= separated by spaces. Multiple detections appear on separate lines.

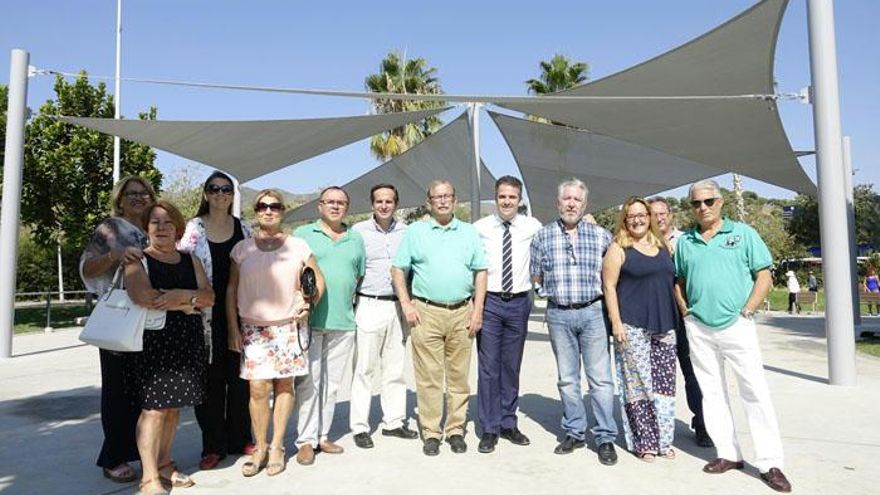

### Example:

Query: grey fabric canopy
xmin=491 ymin=112 xmax=723 ymax=223
xmin=497 ymin=0 xmax=815 ymax=195
xmin=285 ymin=112 xmax=496 ymax=222
xmin=60 ymin=108 xmax=448 ymax=182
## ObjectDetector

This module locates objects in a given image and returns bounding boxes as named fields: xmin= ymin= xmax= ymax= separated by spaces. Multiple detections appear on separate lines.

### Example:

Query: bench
xmin=795 ymin=291 xmax=818 ymax=314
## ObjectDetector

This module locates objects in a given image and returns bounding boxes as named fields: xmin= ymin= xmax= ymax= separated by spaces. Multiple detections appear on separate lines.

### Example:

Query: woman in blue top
xmin=864 ymin=267 xmax=880 ymax=315
xmin=603 ymin=197 xmax=680 ymax=462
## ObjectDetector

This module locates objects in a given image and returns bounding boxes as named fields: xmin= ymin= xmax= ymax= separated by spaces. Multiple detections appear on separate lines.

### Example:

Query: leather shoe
xmin=553 ymin=435 xmax=585 ymax=455
xmin=597 ymin=442 xmax=618 ymax=466
xmin=353 ymin=432 xmax=374 ymax=449
xmin=703 ymin=458 xmax=744 ymax=474
xmin=423 ymin=438 xmax=441 ymax=456
xmin=446 ymin=434 xmax=467 ymax=453
xmin=241 ymin=442 xmax=257 ymax=456
xmin=478 ymin=433 xmax=498 ymax=454
xmin=760 ymin=468 xmax=792 ymax=492
xmin=296 ymin=444 xmax=315 ymax=466
xmin=695 ymin=428 xmax=715 ymax=448
xmin=319 ymin=441 xmax=344 ymax=454
xmin=500 ymin=427 xmax=530 ymax=446
xmin=382 ymin=425 xmax=419 ymax=439
xmin=198 ymin=453 xmax=224 ymax=470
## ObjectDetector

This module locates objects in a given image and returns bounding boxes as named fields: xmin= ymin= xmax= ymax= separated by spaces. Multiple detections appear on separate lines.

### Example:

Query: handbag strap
xmin=108 ymin=256 xmax=150 ymax=291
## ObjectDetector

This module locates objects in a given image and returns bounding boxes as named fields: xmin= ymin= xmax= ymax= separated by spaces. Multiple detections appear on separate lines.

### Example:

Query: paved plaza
xmin=1 ymin=307 xmax=878 ymax=494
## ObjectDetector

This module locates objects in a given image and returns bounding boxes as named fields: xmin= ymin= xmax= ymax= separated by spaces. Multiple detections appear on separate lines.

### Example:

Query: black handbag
xmin=299 ymin=267 xmax=318 ymax=351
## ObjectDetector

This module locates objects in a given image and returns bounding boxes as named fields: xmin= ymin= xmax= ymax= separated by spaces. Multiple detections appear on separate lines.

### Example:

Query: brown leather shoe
xmin=760 ymin=468 xmax=792 ymax=492
xmin=703 ymin=458 xmax=745 ymax=474
xmin=319 ymin=441 xmax=344 ymax=454
xmin=296 ymin=444 xmax=315 ymax=466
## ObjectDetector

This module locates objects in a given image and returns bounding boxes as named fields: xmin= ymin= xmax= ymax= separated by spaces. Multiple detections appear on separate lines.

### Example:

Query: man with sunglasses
xmin=674 ymin=179 xmax=791 ymax=493
xmin=529 ymin=178 xmax=618 ymax=466
xmin=349 ymin=184 xmax=419 ymax=449
xmin=392 ymin=180 xmax=488 ymax=456
xmin=293 ymin=186 xmax=365 ymax=466
xmin=648 ymin=196 xmax=713 ymax=449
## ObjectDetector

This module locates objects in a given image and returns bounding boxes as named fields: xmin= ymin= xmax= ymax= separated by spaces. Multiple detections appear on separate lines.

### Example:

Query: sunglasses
xmin=255 ymin=202 xmax=284 ymax=212
xmin=690 ymin=198 xmax=719 ymax=208
xmin=206 ymin=184 xmax=234 ymax=195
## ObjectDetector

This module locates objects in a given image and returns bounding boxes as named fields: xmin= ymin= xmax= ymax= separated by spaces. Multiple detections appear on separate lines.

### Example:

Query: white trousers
xmin=684 ymin=315 xmax=784 ymax=472
xmin=349 ymin=297 xmax=408 ymax=434
xmin=294 ymin=329 xmax=355 ymax=447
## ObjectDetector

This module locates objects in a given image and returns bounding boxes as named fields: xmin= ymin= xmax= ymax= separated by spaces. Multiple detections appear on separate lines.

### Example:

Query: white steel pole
xmin=470 ymin=103 xmax=482 ymax=221
xmin=0 ymin=49 xmax=30 ymax=359
xmin=113 ymin=0 xmax=122 ymax=184
xmin=807 ymin=0 xmax=856 ymax=385
xmin=842 ymin=136 xmax=860 ymax=326
xmin=232 ymin=175 xmax=242 ymax=218
xmin=57 ymin=243 xmax=65 ymax=303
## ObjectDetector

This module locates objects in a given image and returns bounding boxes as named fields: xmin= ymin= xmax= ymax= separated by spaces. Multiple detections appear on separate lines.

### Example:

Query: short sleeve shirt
xmin=294 ymin=221 xmax=365 ymax=331
xmin=674 ymin=219 xmax=772 ymax=329
xmin=393 ymin=217 xmax=488 ymax=303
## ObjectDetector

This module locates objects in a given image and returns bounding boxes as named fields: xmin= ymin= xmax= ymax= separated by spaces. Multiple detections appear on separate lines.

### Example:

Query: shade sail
xmin=60 ymin=108 xmax=448 ymax=182
xmin=490 ymin=112 xmax=723 ymax=223
xmin=285 ymin=112 xmax=496 ymax=222
xmin=497 ymin=0 xmax=815 ymax=195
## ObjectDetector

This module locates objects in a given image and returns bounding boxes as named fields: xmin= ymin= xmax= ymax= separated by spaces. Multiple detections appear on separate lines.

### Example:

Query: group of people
xmin=81 ymin=173 xmax=791 ymax=494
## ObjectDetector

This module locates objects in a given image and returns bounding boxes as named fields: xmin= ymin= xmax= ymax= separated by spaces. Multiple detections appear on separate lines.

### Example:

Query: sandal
xmin=138 ymin=477 xmax=168 ymax=495
xmin=103 ymin=463 xmax=137 ymax=483
xmin=157 ymin=461 xmax=195 ymax=488
xmin=637 ymin=452 xmax=656 ymax=463
xmin=241 ymin=448 xmax=268 ymax=477
xmin=266 ymin=446 xmax=287 ymax=477
xmin=659 ymin=449 xmax=676 ymax=460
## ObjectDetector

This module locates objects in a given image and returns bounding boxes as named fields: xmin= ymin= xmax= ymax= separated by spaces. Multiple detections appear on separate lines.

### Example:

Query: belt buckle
xmin=500 ymin=292 xmax=514 ymax=301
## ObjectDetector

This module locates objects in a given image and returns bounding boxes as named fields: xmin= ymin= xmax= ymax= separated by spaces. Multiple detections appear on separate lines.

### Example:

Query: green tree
xmin=22 ymin=72 xmax=161 ymax=256
xmin=159 ymin=164 xmax=205 ymax=220
xmin=1 ymin=84 xmax=7 ymax=169
xmin=365 ymin=51 xmax=445 ymax=161
xmin=787 ymin=184 xmax=880 ymax=249
xmin=526 ymin=54 xmax=589 ymax=96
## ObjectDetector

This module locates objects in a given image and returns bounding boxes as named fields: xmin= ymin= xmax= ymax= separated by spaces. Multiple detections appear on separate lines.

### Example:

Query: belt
xmin=549 ymin=296 xmax=603 ymax=310
xmin=488 ymin=291 xmax=530 ymax=301
xmin=357 ymin=293 xmax=398 ymax=302
xmin=413 ymin=296 xmax=469 ymax=310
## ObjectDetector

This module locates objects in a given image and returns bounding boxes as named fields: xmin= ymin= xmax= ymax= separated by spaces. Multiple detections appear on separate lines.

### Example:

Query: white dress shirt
xmin=474 ymin=213 xmax=542 ymax=293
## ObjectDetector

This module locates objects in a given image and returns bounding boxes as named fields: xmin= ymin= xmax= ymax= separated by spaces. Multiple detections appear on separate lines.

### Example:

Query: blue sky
xmin=2 ymin=0 xmax=877 ymax=201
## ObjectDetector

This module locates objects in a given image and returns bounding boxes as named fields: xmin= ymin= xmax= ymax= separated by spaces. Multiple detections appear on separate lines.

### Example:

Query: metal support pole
xmin=113 ymin=0 xmax=123 ymax=183
xmin=469 ymin=103 xmax=482 ymax=221
xmin=842 ymin=136 xmax=860 ymax=326
xmin=807 ymin=0 xmax=856 ymax=385
xmin=44 ymin=293 xmax=53 ymax=333
xmin=232 ymin=175 xmax=242 ymax=218
xmin=0 ymin=49 xmax=30 ymax=358
xmin=57 ymin=243 xmax=65 ymax=303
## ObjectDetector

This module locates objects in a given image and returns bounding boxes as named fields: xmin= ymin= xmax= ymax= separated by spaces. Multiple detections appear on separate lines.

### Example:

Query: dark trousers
xmin=676 ymin=319 xmax=706 ymax=430
xmin=477 ymin=293 xmax=532 ymax=434
xmin=194 ymin=350 xmax=252 ymax=456
xmin=96 ymin=349 xmax=140 ymax=469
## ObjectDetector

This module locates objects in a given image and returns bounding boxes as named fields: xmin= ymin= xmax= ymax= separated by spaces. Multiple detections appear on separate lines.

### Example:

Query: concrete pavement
xmin=1 ymin=311 xmax=878 ymax=494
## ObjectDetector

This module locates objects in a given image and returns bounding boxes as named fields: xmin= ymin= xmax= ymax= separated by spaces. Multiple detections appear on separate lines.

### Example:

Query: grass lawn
xmin=856 ymin=339 xmax=880 ymax=358
xmin=14 ymin=303 xmax=90 ymax=334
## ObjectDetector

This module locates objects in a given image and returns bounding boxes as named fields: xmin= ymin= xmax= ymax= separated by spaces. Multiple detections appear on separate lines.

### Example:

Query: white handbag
xmin=79 ymin=265 xmax=147 ymax=352
xmin=140 ymin=258 xmax=167 ymax=331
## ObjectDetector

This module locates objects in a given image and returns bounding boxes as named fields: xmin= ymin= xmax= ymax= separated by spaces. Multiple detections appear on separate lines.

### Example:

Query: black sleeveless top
xmin=617 ymin=246 xmax=679 ymax=333
xmin=207 ymin=218 xmax=244 ymax=343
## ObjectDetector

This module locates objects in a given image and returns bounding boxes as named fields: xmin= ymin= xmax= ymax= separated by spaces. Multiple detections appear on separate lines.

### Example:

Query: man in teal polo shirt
xmin=674 ymin=179 xmax=790 ymax=493
xmin=293 ymin=186 xmax=365 ymax=465
xmin=392 ymin=179 xmax=488 ymax=456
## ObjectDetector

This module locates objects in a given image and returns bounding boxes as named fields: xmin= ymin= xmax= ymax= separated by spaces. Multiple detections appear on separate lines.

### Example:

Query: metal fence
xmin=14 ymin=290 xmax=94 ymax=332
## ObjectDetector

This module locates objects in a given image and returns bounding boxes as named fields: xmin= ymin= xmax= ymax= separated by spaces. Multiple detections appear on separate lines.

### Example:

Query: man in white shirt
xmin=349 ymin=184 xmax=418 ymax=449
xmin=473 ymin=176 xmax=542 ymax=454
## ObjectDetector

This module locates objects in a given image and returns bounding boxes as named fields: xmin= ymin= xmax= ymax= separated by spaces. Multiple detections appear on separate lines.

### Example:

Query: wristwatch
xmin=740 ymin=308 xmax=755 ymax=320
xmin=190 ymin=294 xmax=199 ymax=307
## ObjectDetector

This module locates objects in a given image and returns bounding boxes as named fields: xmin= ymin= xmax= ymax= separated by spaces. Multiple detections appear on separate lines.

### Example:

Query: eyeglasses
xmin=255 ymin=202 xmax=284 ymax=212
xmin=626 ymin=213 xmax=648 ymax=222
xmin=320 ymin=199 xmax=349 ymax=207
xmin=690 ymin=198 xmax=719 ymax=208
xmin=429 ymin=194 xmax=454 ymax=202
xmin=123 ymin=191 xmax=151 ymax=199
xmin=206 ymin=184 xmax=234 ymax=195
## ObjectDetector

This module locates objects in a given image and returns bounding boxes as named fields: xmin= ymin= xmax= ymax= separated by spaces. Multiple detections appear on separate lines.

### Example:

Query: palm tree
xmin=526 ymin=54 xmax=589 ymax=96
xmin=365 ymin=51 xmax=446 ymax=161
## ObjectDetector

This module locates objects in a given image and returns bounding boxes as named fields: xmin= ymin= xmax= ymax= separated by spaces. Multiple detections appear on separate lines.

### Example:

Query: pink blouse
xmin=231 ymin=236 xmax=312 ymax=325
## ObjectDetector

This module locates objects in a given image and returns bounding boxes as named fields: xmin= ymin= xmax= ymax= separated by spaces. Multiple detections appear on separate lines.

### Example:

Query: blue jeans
xmin=546 ymin=302 xmax=618 ymax=444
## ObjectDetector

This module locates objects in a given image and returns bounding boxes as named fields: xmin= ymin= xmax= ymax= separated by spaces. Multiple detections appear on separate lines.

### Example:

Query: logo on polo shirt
xmin=722 ymin=235 xmax=742 ymax=249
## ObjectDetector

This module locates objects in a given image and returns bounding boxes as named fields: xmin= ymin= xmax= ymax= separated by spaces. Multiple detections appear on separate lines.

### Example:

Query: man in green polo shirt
xmin=392 ymin=179 xmax=488 ymax=457
xmin=674 ymin=179 xmax=791 ymax=493
xmin=293 ymin=186 xmax=365 ymax=466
